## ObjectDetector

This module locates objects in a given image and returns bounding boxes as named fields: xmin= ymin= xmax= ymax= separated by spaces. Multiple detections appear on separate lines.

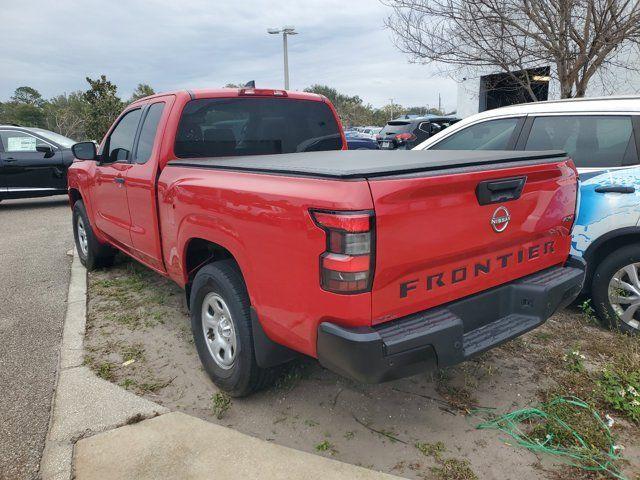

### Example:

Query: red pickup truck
xmin=68 ymin=88 xmax=585 ymax=396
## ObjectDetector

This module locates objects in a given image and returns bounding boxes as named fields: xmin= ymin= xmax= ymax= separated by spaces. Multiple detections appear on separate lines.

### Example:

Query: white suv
xmin=415 ymin=96 xmax=640 ymax=334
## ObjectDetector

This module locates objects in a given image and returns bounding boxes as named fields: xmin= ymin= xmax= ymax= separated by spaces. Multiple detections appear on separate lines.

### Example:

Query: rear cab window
xmin=174 ymin=98 xmax=343 ymax=158
xmin=524 ymin=115 xmax=637 ymax=168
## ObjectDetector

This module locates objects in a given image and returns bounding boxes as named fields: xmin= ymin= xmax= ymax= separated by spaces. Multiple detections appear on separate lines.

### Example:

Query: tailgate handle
xmin=476 ymin=176 xmax=526 ymax=205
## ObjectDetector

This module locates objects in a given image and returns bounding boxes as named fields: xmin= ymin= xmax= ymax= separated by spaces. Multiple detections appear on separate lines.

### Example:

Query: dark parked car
xmin=378 ymin=115 xmax=460 ymax=150
xmin=345 ymin=130 xmax=379 ymax=150
xmin=0 ymin=126 xmax=76 ymax=202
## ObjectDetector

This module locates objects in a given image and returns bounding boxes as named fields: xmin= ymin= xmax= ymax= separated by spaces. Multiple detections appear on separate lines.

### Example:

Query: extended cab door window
xmin=134 ymin=102 xmax=165 ymax=164
xmin=524 ymin=115 xmax=637 ymax=168
xmin=104 ymin=109 xmax=143 ymax=162
xmin=430 ymin=118 xmax=523 ymax=150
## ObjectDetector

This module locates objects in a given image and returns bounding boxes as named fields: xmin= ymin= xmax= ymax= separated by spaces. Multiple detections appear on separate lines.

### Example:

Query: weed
xmin=599 ymin=366 xmax=640 ymax=423
xmin=415 ymin=441 xmax=446 ymax=461
xmin=579 ymin=300 xmax=596 ymax=322
xmin=344 ymin=431 xmax=355 ymax=440
xmin=304 ymin=419 xmax=319 ymax=427
xmin=430 ymin=458 xmax=478 ymax=480
xmin=315 ymin=440 xmax=336 ymax=454
xmin=564 ymin=346 xmax=586 ymax=373
xmin=211 ymin=392 xmax=232 ymax=419
xmin=96 ymin=362 xmax=115 ymax=381
xmin=119 ymin=378 xmax=136 ymax=389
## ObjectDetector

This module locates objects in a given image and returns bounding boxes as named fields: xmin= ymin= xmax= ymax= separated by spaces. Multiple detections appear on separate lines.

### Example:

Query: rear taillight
xmin=395 ymin=132 xmax=416 ymax=143
xmin=311 ymin=210 xmax=375 ymax=294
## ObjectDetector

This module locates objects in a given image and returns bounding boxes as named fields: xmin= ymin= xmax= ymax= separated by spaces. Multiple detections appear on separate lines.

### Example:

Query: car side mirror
xmin=72 ymin=142 xmax=97 ymax=161
xmin=36 ymin=144 xmax=55 ymax=158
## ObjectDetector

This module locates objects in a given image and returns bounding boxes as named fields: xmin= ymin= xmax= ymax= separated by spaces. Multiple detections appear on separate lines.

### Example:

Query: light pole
xmin=268 ymin=26 xmax=298 ymax=90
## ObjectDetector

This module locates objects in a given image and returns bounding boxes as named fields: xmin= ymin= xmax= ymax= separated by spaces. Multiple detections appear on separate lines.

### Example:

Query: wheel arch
xmin=583 ymin=227 xmax=640 ymax=293
xmin=68 ymin=187 xmax=82 ymax=206
xmin=182 ymin=237 xmax=242 ymax=306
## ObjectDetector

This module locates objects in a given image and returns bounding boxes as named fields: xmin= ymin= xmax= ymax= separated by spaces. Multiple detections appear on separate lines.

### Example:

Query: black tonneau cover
xmin=168 ymin=150 xmax=567 ymax=180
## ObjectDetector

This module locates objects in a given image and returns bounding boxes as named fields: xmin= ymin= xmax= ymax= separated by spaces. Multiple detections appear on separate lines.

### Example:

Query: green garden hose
xmin=476 ymin=396 xmax=626 ymax=479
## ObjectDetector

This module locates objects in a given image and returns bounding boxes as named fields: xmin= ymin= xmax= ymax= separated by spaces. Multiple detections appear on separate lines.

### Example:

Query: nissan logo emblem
xmin=491 ymin=206 xmax=510 ymax=233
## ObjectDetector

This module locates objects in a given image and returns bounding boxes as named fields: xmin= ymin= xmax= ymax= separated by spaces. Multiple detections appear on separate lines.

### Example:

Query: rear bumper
xmin=317 ymin=256 xmax=586 ymax=383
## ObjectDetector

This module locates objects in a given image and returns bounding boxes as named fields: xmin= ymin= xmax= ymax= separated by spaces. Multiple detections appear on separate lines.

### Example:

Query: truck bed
xmin=168 ymin=150 xmax=567 ymax=179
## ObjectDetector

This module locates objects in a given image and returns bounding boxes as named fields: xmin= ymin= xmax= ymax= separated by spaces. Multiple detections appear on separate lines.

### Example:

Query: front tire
xmin=591 ymin=245 xmax=640 ymax=335
xmin=190 ymin=260 xmax=273 ymax=397
xmin=72 ymin=200 xmax=115 ymax=270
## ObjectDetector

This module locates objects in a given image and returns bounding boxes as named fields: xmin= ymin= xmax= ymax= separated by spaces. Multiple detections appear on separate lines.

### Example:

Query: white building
xmin=457 ymin=64 xmax=640 ymax=118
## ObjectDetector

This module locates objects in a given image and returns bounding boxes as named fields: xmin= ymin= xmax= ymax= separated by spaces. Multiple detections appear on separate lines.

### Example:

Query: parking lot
xmin=83 ymin=256 xmax=640 ymax=480
xmin=0 ymin=198 xmax=72 ymax=480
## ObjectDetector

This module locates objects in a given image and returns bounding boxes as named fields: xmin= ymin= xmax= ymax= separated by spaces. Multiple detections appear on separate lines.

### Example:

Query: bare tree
xmin=384 ymin=0 xmax=640 ymax=99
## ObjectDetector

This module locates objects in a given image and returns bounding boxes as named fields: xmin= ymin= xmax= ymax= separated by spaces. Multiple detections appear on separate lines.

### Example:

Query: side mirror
xmin=36 ymin=144 xmax=55 ymax=158
xmin=72 ymin=142 xmax=97 ymax=161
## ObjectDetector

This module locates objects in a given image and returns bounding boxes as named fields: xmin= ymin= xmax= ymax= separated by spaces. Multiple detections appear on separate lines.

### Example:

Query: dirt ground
xmin=84 ymin=256 xmax=640 ymax=480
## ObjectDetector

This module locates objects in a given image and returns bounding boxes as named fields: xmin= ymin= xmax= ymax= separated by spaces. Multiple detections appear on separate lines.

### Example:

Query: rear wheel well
xmin=69 ymin=188 xmax=82 ymax=206
xmin=584 ymin=232 xmax=640 ymax=293
xmin=184 ymin=238 xmax=236 ymax=306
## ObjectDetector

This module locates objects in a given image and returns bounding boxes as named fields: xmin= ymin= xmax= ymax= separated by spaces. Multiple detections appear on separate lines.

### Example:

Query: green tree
xmin=130 ymin=83 xmax=155 ymax=102
xmin=0 ymin=86 xmax=46 ymax=127
xmin=12 ymin=86 xmax=44 ymax=106
xmin=83 ymin=75 xmax=123 ymax=141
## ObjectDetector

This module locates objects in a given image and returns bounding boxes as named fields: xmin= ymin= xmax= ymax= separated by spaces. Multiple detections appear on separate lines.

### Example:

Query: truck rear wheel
xmin=72 ymin=200 xmax=115 ymax=270
xmin=591 ymin=245 xmax=640 ymax=335
xmin=190 ymin=260 xmax=274 ymax=397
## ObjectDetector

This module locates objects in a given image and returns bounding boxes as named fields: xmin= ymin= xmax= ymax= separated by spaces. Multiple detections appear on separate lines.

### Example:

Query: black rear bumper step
xmin=317 ymin=256 xmax=585 ymax=383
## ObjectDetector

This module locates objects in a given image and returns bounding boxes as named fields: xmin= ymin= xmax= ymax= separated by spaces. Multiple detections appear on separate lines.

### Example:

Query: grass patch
xmin=415 ymin=441 xmax=446 ymax=460
xmin=121 ymin=343 xmax=145 ymax=362
xmin=430 ymin=458 xmax=478 ymax=480
xmin=211 ymin=392 xmax=232 ymax=419
xmin=96 ymin=362 xmax=115 ymax=381
xmin=315 ymin=440 xmax=337 ymax=455
xmin=477 ymin=396 xmax=624 ymax=478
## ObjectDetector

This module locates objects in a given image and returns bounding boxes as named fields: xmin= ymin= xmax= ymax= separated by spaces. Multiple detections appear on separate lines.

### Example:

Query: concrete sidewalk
xmin=40 ymin=250 xmax=403 ymax=480
xmin=75 ymin=412 xmax=401 ymax=480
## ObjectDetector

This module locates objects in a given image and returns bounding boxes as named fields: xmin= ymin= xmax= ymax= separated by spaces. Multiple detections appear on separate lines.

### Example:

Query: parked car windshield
xmin=174 ymin=98 xmax=343 ymax=158
xmin=30 ymin=128 xmax=76 ymax=148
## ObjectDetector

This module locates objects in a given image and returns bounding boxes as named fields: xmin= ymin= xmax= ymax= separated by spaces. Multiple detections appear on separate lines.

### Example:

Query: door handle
xmin=595 ymin=185 xmax=635 ymax=194
xmin=4 ymin=157 xmax=17 ymax=162
xmin=114 ymin=177 xmax=125 ymax=185
xmin=476 ymin=176 xmax=527 ymax=205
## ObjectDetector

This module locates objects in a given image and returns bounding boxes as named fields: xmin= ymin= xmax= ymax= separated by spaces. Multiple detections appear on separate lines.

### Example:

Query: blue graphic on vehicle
xmin=571 ymin=167 xmax=640 ymax=257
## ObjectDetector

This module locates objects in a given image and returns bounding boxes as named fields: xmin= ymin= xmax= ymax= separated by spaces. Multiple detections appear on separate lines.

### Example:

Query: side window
xmin=0 ymin=131 xmax=49 ymax=153
xmin=106 ymin=109 xmax=142 ymax=162
xmin=525 ymin=116 xmax=635 ymax=168
xmin=135 ymin=103 xmax=165 ymax=164
xmin=431 ymin=118 xmax=521 ymax=150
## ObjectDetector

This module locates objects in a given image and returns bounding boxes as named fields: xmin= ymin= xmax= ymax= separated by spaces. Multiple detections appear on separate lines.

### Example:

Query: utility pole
xmin=268 ymin=26 xmax=298 ymax=90
xmin=389 ymin=98 xmax=394 ymax=120
xmin=438 ymin=93 xmax=442 ymax=113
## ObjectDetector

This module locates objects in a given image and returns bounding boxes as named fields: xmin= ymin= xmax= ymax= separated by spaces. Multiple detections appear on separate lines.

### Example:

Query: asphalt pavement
xmin=0 ymin=197 xmax=73 ymax=480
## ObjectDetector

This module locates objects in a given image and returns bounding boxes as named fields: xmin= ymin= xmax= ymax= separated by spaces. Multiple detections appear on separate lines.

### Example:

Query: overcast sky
xmin=0 ymin=0 xmax=457 ymax=110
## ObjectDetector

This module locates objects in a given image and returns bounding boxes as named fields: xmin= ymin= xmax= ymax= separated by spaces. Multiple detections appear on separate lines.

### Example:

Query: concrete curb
xmin=39 ymin=251 xmax=168 ymax=480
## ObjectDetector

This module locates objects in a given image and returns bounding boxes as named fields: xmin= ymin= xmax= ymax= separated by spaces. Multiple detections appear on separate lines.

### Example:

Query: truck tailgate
xmin=369 ymin=156 xmax=577 ymax=324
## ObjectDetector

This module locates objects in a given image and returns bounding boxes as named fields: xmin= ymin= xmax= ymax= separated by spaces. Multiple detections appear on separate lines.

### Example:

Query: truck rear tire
xmin=190 ymin=260 xmax=274 ymax=397
xmin=72 ymin=200 xmax=115 ymax=270
xmin=591 ymin=245 xmax=640 ymax=335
